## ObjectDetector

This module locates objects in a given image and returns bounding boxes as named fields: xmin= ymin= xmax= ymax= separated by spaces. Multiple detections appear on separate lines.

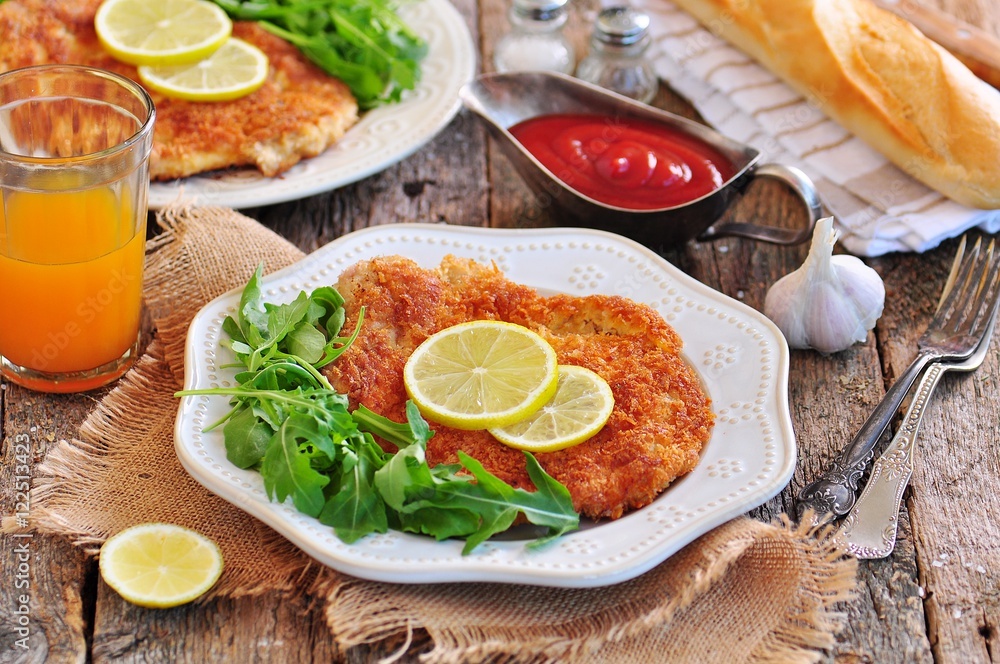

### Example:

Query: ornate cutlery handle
xmin=837 ymin=363 xmax=947 ymax=558
xmin=796 ymin=353 xmax=932 ymax=523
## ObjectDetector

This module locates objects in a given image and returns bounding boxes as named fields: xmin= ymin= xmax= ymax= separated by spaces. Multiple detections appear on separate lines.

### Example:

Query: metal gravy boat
xmin=460 ymin=71 xmax=823 ymax=249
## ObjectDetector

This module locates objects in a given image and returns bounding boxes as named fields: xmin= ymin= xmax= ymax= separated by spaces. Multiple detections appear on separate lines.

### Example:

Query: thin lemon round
xmin=404 ymin=320 xmax=559 ymax=430
xmin=99 ymin=523 xmax=223 ymax=609
xmin=489 ymin=365 xmax=615 ymax=452
xmin=95 ymin=0 xmax=232 ymax=66
xmin=137 ymin=38 xmax=269 ymax=102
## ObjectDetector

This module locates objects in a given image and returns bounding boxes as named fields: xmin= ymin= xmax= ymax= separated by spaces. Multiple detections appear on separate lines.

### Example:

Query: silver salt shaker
xmin=576 ymin=6 xmax=658 ymax=104
xmin=494 ymin=0 xmax=575 ymax=75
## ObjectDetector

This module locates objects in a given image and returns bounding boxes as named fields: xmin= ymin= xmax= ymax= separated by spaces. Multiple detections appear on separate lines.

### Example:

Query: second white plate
xmin=175 ymin=224 xmax=796 ymax=587
xmin=149 ymin=0 xmax=475 ymax=209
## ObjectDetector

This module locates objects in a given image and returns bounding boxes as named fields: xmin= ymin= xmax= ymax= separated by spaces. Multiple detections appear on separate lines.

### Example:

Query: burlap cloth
xmin=10 ymin=205 xmax=858 ymax=663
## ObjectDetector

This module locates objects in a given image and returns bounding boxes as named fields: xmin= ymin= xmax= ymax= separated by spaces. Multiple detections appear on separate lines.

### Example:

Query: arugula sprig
xmin=176 ymin=265 xmax=579 ymax=552
xmin=210 ymin=0 xmax=428 ymax=108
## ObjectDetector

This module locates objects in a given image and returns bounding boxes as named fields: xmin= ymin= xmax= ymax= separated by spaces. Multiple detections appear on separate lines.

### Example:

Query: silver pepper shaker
xmin=576 ymin=6 xmax=658 ymax=103
xmin=494 ymin=0 xmax=575 ymax=75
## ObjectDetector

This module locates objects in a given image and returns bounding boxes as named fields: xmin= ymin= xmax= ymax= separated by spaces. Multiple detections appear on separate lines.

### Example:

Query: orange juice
xmin=0 ymin=65 xmax=154 ymax=392
xmin=0 ymin=186 xmax=145 ymax=380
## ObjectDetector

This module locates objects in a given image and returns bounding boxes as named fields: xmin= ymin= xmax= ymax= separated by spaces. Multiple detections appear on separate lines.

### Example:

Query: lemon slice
xmin=137 ymin=38 xmax=269 ymax=102
xmin=95 ymin=0 xmax=233 ymax=67
xmin=403 ymin=320 xmax=559 ymax=430
xmin=99 ymin=523 xmax=224 ymax=608
xmin=489 ymin=365 xmax=615 ymax=452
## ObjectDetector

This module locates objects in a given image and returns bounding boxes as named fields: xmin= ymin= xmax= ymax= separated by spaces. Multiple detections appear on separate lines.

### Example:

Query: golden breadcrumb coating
xmin=324 ymin=255 xmax=715 ymax=520
xmin=0 ymin=0 xmax=358 ymax=180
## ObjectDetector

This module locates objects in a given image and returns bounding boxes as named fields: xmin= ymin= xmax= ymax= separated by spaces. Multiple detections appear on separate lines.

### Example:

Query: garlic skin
xmin=764 ymin=217 xmax=885 ymax=354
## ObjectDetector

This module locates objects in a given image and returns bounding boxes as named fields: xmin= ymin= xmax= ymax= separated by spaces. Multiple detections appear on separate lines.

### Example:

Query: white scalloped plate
xmin=149 ymin=0 xmax=475 ymax=210
xmin=175 ymin=224 xmax=796 ymax=587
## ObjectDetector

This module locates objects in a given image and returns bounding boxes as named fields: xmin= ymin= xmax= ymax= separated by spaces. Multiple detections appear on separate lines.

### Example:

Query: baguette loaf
xmin=669 ymin=0 xmax=1000 ymax=209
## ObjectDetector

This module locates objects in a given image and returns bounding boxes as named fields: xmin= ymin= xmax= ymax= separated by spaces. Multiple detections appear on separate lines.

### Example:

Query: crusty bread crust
xmin=671 ymin=0 xmax=1000 ymax=209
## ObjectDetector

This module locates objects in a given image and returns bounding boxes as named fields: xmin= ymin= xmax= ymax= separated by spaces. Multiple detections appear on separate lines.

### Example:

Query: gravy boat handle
xmin=697 ymin=163 xmax=823 ymax=245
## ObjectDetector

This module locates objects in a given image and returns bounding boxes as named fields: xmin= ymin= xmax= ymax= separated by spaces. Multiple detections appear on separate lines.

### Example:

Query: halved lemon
xmin=489 ymin=365 xmax=615 ymax=452
xmin=95 ymin=0 xmax=233 ymax=67
xmin=137 ymin=38 xmax=269 ymax=102
xmin=403 ymin=320 xmax=559 ymax=430
xmin=99 ymin=523 xmax=224 ymax=608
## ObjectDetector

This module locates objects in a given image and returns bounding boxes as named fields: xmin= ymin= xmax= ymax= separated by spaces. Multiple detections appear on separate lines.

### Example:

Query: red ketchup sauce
xmin=508 ymin=113 xmax=736 ymax=210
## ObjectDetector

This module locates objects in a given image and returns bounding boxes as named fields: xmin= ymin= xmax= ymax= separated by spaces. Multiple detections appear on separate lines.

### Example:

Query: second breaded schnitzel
xmin=0 ymin=0 xmax=359 ymax=180
xmin=324 ymin=255 xmax=715 ymax=520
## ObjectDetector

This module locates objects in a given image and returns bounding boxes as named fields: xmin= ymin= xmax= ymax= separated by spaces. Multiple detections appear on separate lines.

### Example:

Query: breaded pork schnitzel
xmin=324 ymin=255 xmax=715 ymax=520
xmin=0 ymin=0 xmax=358 ymax=180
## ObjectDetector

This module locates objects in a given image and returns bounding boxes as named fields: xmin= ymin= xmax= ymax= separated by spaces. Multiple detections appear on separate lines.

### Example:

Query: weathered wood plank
xmin=474 ymin=1 xmax=943 ymax=659
xmin=0 ymin=385 xmax=94 ymax=663
xmin=87 ymin=3 xmax=486 ymax=660
xmin=874 ymin=242 xmax=1000 ymax=663
xmin=684 ymin=168 xmax=935 ymax=662
xmin=8 ymin=0 xmax=1000 ymax=662
xmin=92 ymin=591 xmax=340 ymax=663
xmin=246 ymin=112 xmax=489 ymax=246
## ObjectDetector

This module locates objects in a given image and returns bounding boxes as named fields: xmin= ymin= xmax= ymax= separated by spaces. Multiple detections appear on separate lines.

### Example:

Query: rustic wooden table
xmin=3 ymin=0 xmax=999 ymax=661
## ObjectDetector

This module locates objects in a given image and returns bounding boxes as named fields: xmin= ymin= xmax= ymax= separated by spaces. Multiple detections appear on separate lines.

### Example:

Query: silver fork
xmin=837 ymin=302 xmax=998 ymax=558
xmin=796 ymin=236 xmax=1000 ymax=523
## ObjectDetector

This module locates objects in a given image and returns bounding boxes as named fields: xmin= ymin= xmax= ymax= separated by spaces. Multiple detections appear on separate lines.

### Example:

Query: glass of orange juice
xmin=0 ymin=65 xmax=155 ymax=393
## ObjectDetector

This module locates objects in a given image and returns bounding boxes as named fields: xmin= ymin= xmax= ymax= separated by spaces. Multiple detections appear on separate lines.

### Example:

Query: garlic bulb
xmin=764 ymin=217 xmax=885 ymax=354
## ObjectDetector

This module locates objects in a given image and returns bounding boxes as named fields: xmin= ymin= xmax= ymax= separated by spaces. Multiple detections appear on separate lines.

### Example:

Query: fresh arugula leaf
xmin=286 ymin=321 xmax=327 ymax=364
xmin=372 ymin=430 xmax=428 ymax=511
xmin=177 ymin=265 xmax=581 ymax=555
xmin=416 ymin=452 xmax=578 ymax=555
xmin=517 ymin=453 xmax=581 ymax=550
xmin=261 ymin=415 xmax=330 ymax=517
xmin=209 ymin=0 xmax=428 ymax=108
xmin=222 ymin=315 xmax=248 ymax=348
xmin=370 ymin=410 xmax=578 ymax=553
xmin=223 ymin=405 xmax=273 ymax=468
xmin=396 ymin=505 xmax=482 ymax=541
xmin=318 ymin=441 xmax=388 ymax=542
xmin=264 ymin=293 xmax=312 ymax=346
xmin=312 ymin=307 xmax=365 ymax=369
xmin=236 ymin=263 xmax=270 ymax=343
xmin=459 ymin=505 xmax=519 ymax=555
xmin=353 ymin=401 xmax=432 ymax=449
xmin=306 ymin=285 xmax=346 ymax=336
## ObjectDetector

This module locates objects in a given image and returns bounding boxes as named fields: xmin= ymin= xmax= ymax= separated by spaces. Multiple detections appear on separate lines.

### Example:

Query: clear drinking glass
xmin=0 ymin=65 xmax=155 ymax=393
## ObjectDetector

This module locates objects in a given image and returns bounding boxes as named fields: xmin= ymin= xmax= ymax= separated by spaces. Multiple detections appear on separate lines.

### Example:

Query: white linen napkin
xmin=631 ymin=0 xmax=1000 ymax=256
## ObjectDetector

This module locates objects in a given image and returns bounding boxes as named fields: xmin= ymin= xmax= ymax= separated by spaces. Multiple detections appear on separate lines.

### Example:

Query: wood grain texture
xmin=875 ymin=244 xmax=1000 ymax=663
xmin=3 ymin=0 xmax=999 ymax=661
xmin=1 ymin=386 xmax=95 ymax=664
xmin=92 ymin=592 xmax=340 ymax=664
